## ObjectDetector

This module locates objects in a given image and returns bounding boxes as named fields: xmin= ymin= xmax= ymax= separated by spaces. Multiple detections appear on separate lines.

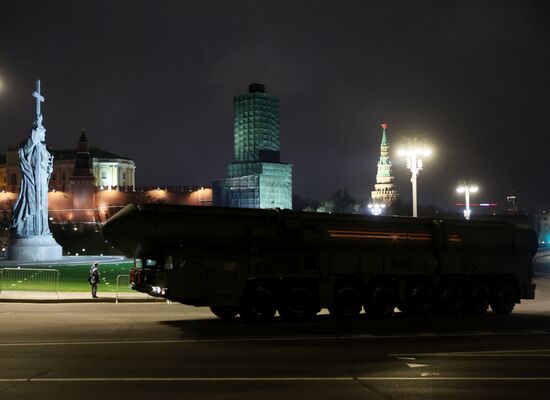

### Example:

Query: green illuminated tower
xmin=234 ymin=83 xmax=280 ymax=162
xmin=371 ymin=122 xmax=398 ymax=205
xmin=217 ymin=83 xmax=292 ymax=209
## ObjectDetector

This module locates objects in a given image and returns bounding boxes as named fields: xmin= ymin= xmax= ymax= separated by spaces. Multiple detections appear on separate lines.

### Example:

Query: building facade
xmin=0 ymin=130 xmax=136 ymax=193
xmin=0 ymin=130 xmax=212 ymax=224
xmin=371 ymin=123 xmax=398 ymax=206
xmin=215 ymin=83 xmax=292 ymax=209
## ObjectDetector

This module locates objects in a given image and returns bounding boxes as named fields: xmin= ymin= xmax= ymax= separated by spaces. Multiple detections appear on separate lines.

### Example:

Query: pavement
xmin=1 ymin=293 xmax=550 ymax=399
xmin=0 ymin=290 xmax=164 ymax=303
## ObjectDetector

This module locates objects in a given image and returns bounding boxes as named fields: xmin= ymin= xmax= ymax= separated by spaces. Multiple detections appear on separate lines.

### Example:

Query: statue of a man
xmin=10 ymin=114 xmax=54 ymax=236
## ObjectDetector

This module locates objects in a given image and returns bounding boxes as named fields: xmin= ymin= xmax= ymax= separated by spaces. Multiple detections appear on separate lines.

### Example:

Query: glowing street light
xmin=368 ymin=202 xmax=386 ymax=216
xmin=456 ymin=182 xmax=479 ymax=220
xmin=397 ymin=138 xmax=432 ymax=217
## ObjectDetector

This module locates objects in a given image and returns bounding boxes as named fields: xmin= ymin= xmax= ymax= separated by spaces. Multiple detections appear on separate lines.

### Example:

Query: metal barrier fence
xmin=115 ymin=274 xmax=154 ymax=303
xmin=0 ymin=268 xmax=60 ymax=299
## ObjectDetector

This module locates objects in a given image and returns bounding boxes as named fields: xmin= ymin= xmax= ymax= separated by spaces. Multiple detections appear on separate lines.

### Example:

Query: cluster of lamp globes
xmin=368 ymin=138 xmax=477 ymax=221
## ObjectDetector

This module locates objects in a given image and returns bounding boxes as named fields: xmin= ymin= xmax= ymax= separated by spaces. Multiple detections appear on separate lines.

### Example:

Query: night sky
xmin=0 ymin=1 xmax=548 ymax=211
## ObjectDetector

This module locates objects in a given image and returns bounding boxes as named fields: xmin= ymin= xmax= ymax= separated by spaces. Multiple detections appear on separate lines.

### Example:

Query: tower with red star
xmin=371 ymin=123 xmax=398 ymax=207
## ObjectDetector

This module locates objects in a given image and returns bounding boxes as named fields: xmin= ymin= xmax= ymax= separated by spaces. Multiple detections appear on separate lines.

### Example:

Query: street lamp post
xmin=456 ymin=182 xmax=479 ymax=220
xmin=397 ymin=139 xmax=431 ymax=218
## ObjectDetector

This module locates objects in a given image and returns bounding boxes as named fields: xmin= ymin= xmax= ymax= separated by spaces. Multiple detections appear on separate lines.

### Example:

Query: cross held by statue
xmin=32 ymin=79 xmax=44 ymax=118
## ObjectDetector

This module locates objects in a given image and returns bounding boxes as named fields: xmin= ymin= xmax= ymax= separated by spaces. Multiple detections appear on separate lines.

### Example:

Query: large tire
xmin=279 ymin=287 xmax=317 ymax=321
xmin=490 ymin=283 xmax=516 ymax=315
xmin=465 ymin=284 xmax=490 ymax=315
xmin=435 ymin=285 xmax=463 ymax=315
xmin=330 ymin=287 xmax=363 ymax=319
xmin=239 ymin=287 xmax=276 ymax=322
xmin=365 ymin=286 xmax=396 ymax=317
xmin=210 ymin=305 xmax=239 ymax=320
xmin=401 ymin=286 xmax=433 ymax=316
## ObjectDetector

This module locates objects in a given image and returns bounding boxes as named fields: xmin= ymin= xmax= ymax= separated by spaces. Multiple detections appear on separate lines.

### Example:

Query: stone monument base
xmin=7 ymin=235 xmax=63 ymax=262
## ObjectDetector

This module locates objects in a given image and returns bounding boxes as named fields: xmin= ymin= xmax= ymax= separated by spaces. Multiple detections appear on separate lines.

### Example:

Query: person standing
xmin=88 ymin=262 xmax=100 ymax=298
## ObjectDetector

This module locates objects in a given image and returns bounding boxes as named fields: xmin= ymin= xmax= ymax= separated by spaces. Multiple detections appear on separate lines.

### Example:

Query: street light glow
xmin=397 ymin=146 xmax=432 ymax=158
xmin=397 ymin=138 xmax=432 ymax=218
xmin=368 ymin=202 xmax=386 ymax=216
xmin=456 ymin=181 xmax=479 ymax=220
xmin=457 ymin=185 xmax=478 ymax=194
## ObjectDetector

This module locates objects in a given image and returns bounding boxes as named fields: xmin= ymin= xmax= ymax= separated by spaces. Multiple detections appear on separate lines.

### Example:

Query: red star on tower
xmin=381 ymin=122 xmax=388 ymax=130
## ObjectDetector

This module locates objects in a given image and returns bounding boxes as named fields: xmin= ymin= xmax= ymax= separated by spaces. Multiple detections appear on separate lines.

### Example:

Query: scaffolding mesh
xmin=223 ymin=162 xmax=292 ymax=209
xmin=216 ymin=87 xmax=291 ymax=209
xmin=234 ymin=93 xmax=279 ymax=162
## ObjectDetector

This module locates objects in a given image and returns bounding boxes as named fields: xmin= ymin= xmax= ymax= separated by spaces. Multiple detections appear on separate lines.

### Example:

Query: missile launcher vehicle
xmin=102 ymin=203 xmax=537 ymax=321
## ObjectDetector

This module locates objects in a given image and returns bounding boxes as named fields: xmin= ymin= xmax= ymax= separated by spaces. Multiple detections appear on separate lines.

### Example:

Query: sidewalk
xmin=0 ymin=290 xmax=166 ymax=303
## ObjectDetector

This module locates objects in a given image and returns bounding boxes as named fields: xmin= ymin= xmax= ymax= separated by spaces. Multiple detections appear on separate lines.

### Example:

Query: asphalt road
xmin=1 ymin=255 xmax=550 ymax=399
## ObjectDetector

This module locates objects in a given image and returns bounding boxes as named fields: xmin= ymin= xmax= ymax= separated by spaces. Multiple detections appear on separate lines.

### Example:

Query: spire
xmin=79 ymin=128 xmax=88 ymax=144
xmin=78 ymin=129 xmax=89 ymax=153
xmin=380 ymin=122 xmax=388 ymax=147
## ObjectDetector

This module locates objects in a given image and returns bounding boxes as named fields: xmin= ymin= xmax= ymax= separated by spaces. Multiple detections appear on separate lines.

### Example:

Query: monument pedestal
xmin=7 ymin=235 xmax=63 ymax=261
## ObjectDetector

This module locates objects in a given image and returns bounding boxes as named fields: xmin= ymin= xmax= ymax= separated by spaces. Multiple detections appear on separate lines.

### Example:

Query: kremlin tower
xmin=371 ymin=122 xmax=398 ymax=207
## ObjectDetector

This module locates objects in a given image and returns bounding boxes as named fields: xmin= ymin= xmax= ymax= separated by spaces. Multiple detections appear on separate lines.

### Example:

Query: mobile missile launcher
xmin=102 ymin=203 xmax=537 ymax=321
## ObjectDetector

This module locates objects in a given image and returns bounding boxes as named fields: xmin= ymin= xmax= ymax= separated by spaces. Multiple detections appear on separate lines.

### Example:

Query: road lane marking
xmin=396 ymin=357 xmax=416 ymax=361
xmin=391 ymin=349 xmax=550 ymax=357
xmin=2 ymin=376 xmax=550 ymax=382
xmin=406 ymin=363 xmax=429 ymax=368
xmin=1 ymin=330 xmax=548 ymax=347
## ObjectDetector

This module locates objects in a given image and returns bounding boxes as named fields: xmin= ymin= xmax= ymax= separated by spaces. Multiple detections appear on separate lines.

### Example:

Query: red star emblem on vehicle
xmin=390 ymin=231 xmax=399 ymax=244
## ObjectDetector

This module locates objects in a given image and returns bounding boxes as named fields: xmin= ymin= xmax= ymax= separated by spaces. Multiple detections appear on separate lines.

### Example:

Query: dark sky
xmin=0 ymin=0 xmax=548 ymax=211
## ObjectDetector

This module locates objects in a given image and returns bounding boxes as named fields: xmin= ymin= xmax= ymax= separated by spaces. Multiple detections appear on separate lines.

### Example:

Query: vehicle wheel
xmin=436 ymin=285 xmax=463 ymax=315
xmin=209 ymin=305 xmax=239 ymax=320
xmin=465 ymin=284 xmax=490 ymax=315
xmin=330 ymin=287 xmax=362 ymax=319
xmin=400 ymin=286 xmax=432 ymax=316
xmin=365 ymin=286 xmax=395 ymax=317
xmin=279 ymin=287 xmax=317 ymax=321
xmin=490 ymin=283 xmax=516 ymax=315
xmin=239 ymin=287 xmax=276 ymax=322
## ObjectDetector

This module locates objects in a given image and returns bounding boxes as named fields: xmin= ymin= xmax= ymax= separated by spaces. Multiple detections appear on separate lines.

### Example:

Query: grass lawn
xmin=0 ymin=261 xmax=134 ymax=292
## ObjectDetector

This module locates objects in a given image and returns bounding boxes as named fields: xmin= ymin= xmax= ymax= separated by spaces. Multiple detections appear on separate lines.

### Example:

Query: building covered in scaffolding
xmin=214 ymin=83 xmax=292 ymax=209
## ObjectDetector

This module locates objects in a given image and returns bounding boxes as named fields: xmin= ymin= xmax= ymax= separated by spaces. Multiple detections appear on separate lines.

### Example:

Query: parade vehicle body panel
xmin=102 ymin=203 xmax=537 ymax=320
